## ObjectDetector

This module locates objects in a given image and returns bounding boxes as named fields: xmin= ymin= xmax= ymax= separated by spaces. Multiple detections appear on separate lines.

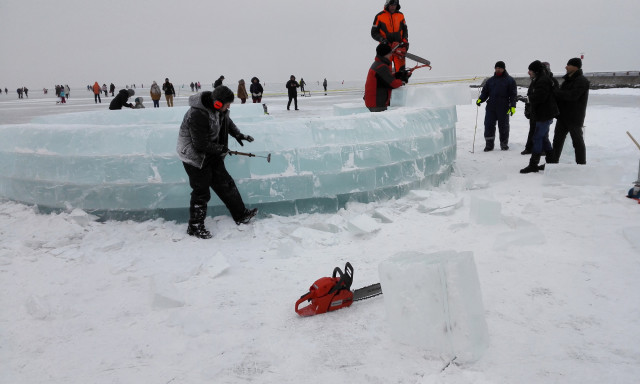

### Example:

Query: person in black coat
xmin=476 ymin=61 xmax=517 ymax=151
xmin=286 ymin=75 xmax=300 ymax=110
xmin=520 ymin=60 xmax=558 ymax=174
xmin=109 ymin=89 xmax=135 ymax=110
xmin=250 ymin=77 xmax=263 ymax=103
xmin=548 ymin=58 xmax=589 ymax=164
xmin=213 ymin=76 xmax=225 ymax=88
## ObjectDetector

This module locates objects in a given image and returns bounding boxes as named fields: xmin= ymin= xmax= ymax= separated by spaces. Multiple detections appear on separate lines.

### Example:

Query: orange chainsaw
xmin=295 ymin=262 xmax=382 ymax=317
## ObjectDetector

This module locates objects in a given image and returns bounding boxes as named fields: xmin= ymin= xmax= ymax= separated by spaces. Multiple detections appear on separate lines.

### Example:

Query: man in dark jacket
xmin=176 ymin=86 xmax=257 ymax=239
xmin=477 ymin=61 xmax=517 ymax=151
xmin=213 ymin=76 xmax=225 ymax=88
xmin=162 ymin=78 xmax=176 ymax=107
xmin=548 ymin=57 xmax=589 ymax=164
xmin=286 ymin=75 xmax=300 ymax=110
xmin=364 ymin=43 xmax=405 ymax=112
xmin=250 ymin=77 xmax=263 ymax=103
xmin=109 ymin=89 xmax=135 ymax=110
xmin=520 ymin=60 xmax=558 ymax=174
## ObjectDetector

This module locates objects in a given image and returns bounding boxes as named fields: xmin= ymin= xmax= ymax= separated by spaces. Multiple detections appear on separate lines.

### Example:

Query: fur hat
xmin=495 ymin=61 xmax=506 ymax=69
xmin=528 ymin=60 xmax=544 ymax=73
xmin=376 ymin=43 xmax=392 ymax=57
xmin=211 ymin=85 xmax=235 ymax=104
xmin=567 ymin=58 xmax=582 ymax=69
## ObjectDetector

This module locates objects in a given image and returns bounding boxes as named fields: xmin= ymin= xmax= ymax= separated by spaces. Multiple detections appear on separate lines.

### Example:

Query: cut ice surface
xmin=378 ymin=250 xmax=489 ymax=363
xmin=0 ymin=85 xmax=466 ymax=221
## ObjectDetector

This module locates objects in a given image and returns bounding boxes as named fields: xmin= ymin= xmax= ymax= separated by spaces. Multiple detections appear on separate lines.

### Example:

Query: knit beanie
xmin=528 ymin=60 xmax=544 ymax=73
xmin=567 ymin=58 xmax=582 ymax=68
xmin=376 ymin=43 xmax=392 ymax=57
xmin=495 ymin=61 xmax=506 ymax=69
xmin=212 ymin=85 xmax=235 ymax=104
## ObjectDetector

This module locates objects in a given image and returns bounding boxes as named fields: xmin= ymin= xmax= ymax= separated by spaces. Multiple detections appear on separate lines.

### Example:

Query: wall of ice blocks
xmin=0 ymin=85 xmax=467 ymax=221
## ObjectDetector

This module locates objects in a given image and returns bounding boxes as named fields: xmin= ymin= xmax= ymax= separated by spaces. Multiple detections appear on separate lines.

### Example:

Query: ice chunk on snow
xmin=470 ymin=195 xmax=502 ymax=225
xmin=378 ymin=251 xmax=489 ymax=363
xmin=347 ymin=214 xmax=382 ymax=235
xmin=151 ymin=274 xmax=185 ymax=309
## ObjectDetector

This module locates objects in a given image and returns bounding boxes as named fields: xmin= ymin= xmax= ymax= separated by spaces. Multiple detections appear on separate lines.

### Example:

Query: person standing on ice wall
xmin=176 ymin=86 xmax=257 ymax=239
xmin=364 ymin=43 xmax=406 ymax=112
xmin=476 ymin=61 xmax=517 ymax=151
xmin=371 ymin=0 xmax=408 ymax=74
xmin=547 ymin=57 xmax=589 ymax=165
xmin=520 ymin=60 xmax=558 ymax=174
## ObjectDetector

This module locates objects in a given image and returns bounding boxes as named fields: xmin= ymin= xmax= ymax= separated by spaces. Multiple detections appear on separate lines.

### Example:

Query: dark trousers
xmin=183 ymin=157 xmax=246 ymax=224
xmin=153 ymin=99 xmax=159 ymax=108
xmin=94 ymin=93 xmax=101 ymax=103
xmin=551 ymin=119 xmax=586 ymax=164
xmin=287 ymin=94 xmax=298 ymax=110
xmin=525 ymin=119 xmax=552 ymax=152
xmin=484 ymin=108 xmax=509 ymax=145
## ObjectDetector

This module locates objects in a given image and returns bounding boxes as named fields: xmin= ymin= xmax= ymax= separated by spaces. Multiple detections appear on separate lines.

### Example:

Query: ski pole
xmin=627 ymin=131 xmax=640 ymax=151
xmin=471 ymin=104 xmax=478 ymax=153
xmin=228 ymin=150 xmax=271 ymax=163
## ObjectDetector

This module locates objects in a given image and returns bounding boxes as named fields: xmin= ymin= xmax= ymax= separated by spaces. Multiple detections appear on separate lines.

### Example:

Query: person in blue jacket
xmin=476 ymin=61 xmax=517 ymax=151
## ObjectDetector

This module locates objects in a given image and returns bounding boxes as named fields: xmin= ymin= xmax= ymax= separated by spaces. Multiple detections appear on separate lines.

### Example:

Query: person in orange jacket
xmin=371 ymin=0 xmax=408 ymax=73
xmin=92 ymin=81 xmax=102 ymax=103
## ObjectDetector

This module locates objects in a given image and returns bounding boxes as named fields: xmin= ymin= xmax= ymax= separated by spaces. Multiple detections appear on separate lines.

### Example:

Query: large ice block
xmin=378 ymin=251 xmax=489 ymax=363
xmin=0 ymin=85 xmax=463 ymax=221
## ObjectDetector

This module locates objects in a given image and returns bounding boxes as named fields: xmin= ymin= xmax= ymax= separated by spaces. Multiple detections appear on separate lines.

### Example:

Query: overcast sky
xmin=1 ymin=0 xmax=638 ymax=89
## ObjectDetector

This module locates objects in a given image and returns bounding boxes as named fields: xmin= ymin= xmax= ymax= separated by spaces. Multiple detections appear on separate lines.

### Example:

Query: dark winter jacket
xmin=554 ymin=69 xmax=589 ymax=127
xmin=479 ymin=71 xmax=517 ymax=112
xmin=286 ymin=80 xmax=299 ymax=96
xmin=527 ymin=72 xmax=559 ymax=122
xmin=176 ymin=91 xmax=241 ymax=169
xmin=214 ymin=77 xmax=224 ymax=88
xmin=250 ymin=78 xmax=263 ymax=98
xmin=364 ymin=55 xmax=403 ymax=109
xmin=162 ymin=81 xmax=175 ymax=95
xmin=109 ymin=89 xmax=134 ymax=110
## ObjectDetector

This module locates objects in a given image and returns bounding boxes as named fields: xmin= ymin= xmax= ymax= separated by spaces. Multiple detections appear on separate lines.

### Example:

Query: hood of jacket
xmin=384 ymin=0 xmax=401 ymax=12
xmin=189 ymin=91 xmax=215 ymax=112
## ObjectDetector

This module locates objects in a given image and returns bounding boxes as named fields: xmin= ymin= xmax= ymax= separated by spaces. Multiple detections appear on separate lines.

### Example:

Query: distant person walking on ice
xmin=286 ymin=75 xmax=300 ymax=110
xmin=214 ymin=75 xmax=225 ymax=88
xmin=300 ymin=78 xmax=306 ymax=93
xmin=476 ymin=61 xmax=517 ymax=151
xmin=162 ymin=78 xmax=175 ymax=107
xmin=364 ymin=44 xmax=406 ymax=112
xmin=92 ymin=82 xmax=102 ymax=103
xmin=150 ymin=81 xmax=162 ymax=108
xmin=250 ymin=77 xmax=263 ymax=103
xmin=323 ymin=78 xmax=328 ymax=95
xmin=371 ymin=0 xmax=408 ymax=73
xmin=176 ymin=86 xmax=257 ymax=239
xmin=237 ymin=79 xmax=248 ymax=104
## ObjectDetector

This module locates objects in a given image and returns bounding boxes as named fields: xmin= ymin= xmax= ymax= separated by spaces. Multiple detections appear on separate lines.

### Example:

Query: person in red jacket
xmin=364 ymin=44 xmax=406 ymax=112
xmin=92 ymin=81 xmax=102 ymax=103
xmin=371 ymin=0 xmax=408 ymax=73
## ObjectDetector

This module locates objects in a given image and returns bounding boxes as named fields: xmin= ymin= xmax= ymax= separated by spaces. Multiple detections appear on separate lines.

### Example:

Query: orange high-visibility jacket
xmin=371 ymin=9 xmax=408 ymax=44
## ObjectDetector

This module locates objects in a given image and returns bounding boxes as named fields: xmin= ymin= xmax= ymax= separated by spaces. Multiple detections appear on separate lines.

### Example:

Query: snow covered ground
xmin=1 ymin=85 xmax=639 ymax=383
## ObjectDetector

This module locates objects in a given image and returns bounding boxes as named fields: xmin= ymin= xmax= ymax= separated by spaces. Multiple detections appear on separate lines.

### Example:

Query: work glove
xmin=476 ymin=98 xmax=482 ymax=106
xmin=380 ymin=38 xmax=388 ymax=45
xmin=508 ymin=107 xmax=516 ymax=116
xmin=401 ymin=38 xmax=409 ymax=50
xmin=235 ymin=134 xmax=254 ymax=146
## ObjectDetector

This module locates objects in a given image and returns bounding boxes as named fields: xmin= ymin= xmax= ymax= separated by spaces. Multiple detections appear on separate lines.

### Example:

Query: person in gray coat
xmin=176 ymin=86 xmax=257 ymax=239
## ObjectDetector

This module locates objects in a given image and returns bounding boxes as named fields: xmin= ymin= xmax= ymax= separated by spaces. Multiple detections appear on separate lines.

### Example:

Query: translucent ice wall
xmin=0 ymin=85 xmax=467 ymax=221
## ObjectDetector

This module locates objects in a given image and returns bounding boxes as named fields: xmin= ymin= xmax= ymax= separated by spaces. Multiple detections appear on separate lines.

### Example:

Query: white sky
xmin=1 ymin=0 xmax=639 ymax=88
